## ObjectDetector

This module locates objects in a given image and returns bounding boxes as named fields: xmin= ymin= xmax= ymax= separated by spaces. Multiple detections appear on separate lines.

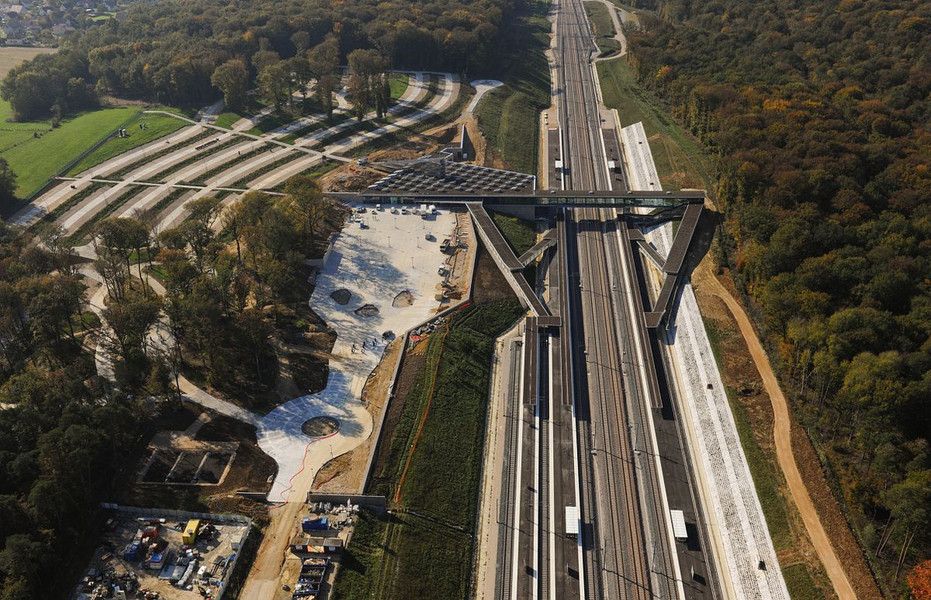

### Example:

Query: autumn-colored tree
xmin=211 ymin=59 xmax=249 ymax=112
xmin=909 ymin=560 xmax=931 ymax=600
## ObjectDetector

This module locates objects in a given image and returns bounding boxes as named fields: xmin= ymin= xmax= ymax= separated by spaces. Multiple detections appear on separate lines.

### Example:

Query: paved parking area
xmin=258 ymin=206 xmax=459 ymax=501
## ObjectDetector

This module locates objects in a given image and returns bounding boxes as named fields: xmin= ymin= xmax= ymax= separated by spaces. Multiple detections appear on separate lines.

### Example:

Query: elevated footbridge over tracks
xmin=327 ymin=189 xmax=705 ymax=210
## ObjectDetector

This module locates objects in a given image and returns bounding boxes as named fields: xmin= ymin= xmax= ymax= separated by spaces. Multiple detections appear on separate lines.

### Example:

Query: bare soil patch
xmin=112 ymin=404 xmax=275 ymax=516
xmin=288 ymin=351 xmax=330 ymax=396
xmin=302 ymin=416 xmax=340 ymax=437
xmin=195 ymin=415 xmax=277 ymax=514
xmin=471 ymin=243 xmax=518 ymax=304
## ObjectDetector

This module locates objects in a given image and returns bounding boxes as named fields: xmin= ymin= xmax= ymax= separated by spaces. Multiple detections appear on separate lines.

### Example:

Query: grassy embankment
xmin=596 ymin=58 xmax=710 ymax=190
xmin=704 ymin=320 xmax=830 ymax=600
xmin=584 ymin=1 xmax=622 ymax=55
xmin=474 ymin=0 xmax=551 ymax=176
xmin=389 ymin=73 xmax=409 ymax=99
xmin=0 ymin=99 xmax=189 ymax=206
xmin=65 ymin=109 xmax=189 ymax=176
xmin=0 ymin=100 xmax=135 ymax=199
xmin=213 ymin=111 xmax=242 ymax=130
xmin=333 ymin=300 xmax=524 ymax=600
xmin=489 ymin=210 xmax=537 ymax=255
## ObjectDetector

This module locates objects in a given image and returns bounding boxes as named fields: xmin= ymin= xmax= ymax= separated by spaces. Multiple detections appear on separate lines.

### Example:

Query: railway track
xmin=496 ymin=339 xmax=524 ymax=600
xmin=573 ymin=207 xmax=652 ymax=599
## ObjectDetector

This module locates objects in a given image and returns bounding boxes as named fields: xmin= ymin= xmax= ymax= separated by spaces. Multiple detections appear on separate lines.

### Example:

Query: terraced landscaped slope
xmin=18 ymin=72 xmax=459 ymax=243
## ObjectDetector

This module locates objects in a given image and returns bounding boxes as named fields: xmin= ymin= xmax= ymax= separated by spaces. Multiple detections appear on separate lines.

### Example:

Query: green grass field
xmin=0 ymin=104 xmax=137 ymax=198
xmin=474 ymin=1 xmax=551 ymax=176
xmin=342 ymin=301 xmax=523 ymax=600
xmin=214 ymin=108 xmax=290 ymax=134
xmin=782 ymin=564 xmax=828 ymax=600
xmin=65 ymin=110 xmax=188 ymax=176
xmin=726 ymin=385 xmax=793 ymax=551
xmin=596 ymin=58 xmax=711 ymax=190
xmin=214 ymin=111 xmax=242 ymax=130
xmin=0 ymin=99 xmax=48 ymax=130
xmin=389 ymin=73 xmax=409 ymax=100
xmin=329 ymin=510 xmax=389 ymax=600
xmin=584 ymin=1 xmax=622 ymax=55
xmin=490 ymin=210 xmax=537 ymax=255
xmin=0 ymin=98 xmax=53 ymax=155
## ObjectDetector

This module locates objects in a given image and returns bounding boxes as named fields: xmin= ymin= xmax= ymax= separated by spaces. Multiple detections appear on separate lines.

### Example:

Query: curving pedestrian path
xmin=323 ymin=74 xmax=458 ymax=154
xmin=259 ymin=206 xmax=459 ymax=500
xmin=294 ymin=72 xmax=434 ymax=148
xmin=17 ymin=72 xmax=457 ymax=237
xmin=9 ymin=124 xmax=207 ymax=227
xmin=82 ymin=206 xmax=460 ymax=506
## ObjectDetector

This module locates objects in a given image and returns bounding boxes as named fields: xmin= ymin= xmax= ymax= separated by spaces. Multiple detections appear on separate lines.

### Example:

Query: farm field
xmin=0 ymin=46 xmax=57 ymax=78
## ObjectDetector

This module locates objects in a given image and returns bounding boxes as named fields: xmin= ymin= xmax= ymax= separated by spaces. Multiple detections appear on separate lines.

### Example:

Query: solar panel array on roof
xmin=366 ymin=159 xmax=535 ymax=195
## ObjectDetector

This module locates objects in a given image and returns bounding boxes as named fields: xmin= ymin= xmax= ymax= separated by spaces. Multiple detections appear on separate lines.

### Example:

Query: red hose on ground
xmin=393 ymin=322 xmax=451 ymax=504
xmin=270 ymin=429 xmax=341 ymax=508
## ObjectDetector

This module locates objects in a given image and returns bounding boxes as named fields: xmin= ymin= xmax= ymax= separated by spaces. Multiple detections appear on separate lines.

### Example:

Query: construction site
xmin=74 ymin=508 xmax=251 ymax=600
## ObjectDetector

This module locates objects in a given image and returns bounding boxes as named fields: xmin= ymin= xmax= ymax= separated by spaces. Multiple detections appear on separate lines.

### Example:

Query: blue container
xmin=301 ymin=517 xmax=328 ymax=532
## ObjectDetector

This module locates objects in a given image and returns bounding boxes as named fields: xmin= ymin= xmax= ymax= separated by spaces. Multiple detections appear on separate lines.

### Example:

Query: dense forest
xmin=626 ymin=0 xmax=930 ymax=595
xmin=0 ymin=220 xmax=141 ymax=600
xmin=2 ymin=0 xmax=519 ymax=120
xmin=0 ymin=174 xmax=340 ymax=598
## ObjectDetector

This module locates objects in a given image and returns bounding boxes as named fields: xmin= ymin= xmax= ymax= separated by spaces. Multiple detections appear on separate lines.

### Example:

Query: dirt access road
xmin=240 ymin=465 xmax=316 ymax=599
xmin=694 ymin=261 xmax=858 ymax=600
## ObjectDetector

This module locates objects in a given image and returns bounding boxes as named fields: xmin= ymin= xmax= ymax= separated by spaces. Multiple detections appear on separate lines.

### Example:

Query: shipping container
xmin=301 ymin=517 xmax=328 ymax=533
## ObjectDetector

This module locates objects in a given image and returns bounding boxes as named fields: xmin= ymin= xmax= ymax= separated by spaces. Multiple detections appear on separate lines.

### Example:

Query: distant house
xmin=51 ymin=23 xmax=74 ymax=35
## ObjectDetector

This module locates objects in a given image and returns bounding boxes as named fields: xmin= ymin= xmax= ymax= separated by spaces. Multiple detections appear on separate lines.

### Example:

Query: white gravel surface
xmin=259 ymin=206 xmax=459 ymax=501
xmin=85 ymin=207 xmax=460 ymax=505
xmin=622 ymin=121 xmax=789 ymax=599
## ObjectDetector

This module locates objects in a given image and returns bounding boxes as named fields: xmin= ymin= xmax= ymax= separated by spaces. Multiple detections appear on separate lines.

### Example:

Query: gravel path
xmin=466 ymin=79 xmax=504 ymax=113
xmin=697 ymin=266 xmax=857 ymax=599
